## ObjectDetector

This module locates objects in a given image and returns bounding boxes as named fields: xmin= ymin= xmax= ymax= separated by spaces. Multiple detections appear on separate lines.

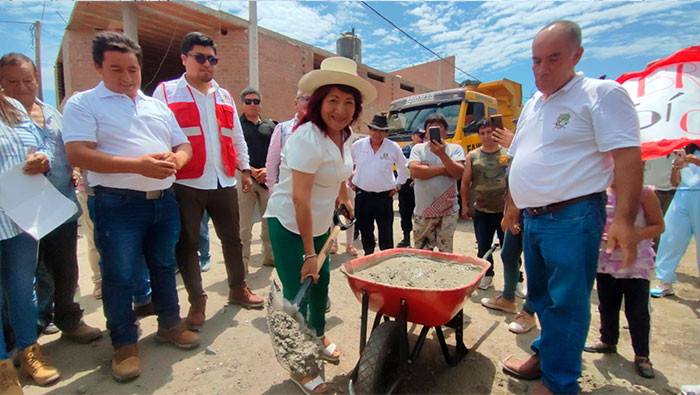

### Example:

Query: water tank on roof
xmin=337 ymin=28 xmax=362 ymax=65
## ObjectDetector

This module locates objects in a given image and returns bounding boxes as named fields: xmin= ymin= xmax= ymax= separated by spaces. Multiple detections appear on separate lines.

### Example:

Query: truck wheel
xmin=353 ymin=320 xmax=402 ymax=394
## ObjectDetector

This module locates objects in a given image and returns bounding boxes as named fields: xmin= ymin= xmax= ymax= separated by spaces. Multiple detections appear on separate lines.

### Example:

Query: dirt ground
xmin=26 ymin=201 xmax=699 ymax=394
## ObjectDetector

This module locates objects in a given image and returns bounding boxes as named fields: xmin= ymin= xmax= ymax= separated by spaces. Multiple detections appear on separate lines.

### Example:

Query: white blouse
xmin=264 ymin=122 xmax=353 ymax=236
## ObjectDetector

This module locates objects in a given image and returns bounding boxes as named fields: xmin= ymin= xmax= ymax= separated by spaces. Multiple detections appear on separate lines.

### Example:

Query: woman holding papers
xmin=0 ymin=92 xmax=60 ymax=391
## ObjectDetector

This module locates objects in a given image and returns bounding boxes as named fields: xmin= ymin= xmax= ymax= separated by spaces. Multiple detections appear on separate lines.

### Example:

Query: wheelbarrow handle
xmin=482 ymin=243 xmax=499 ymax=262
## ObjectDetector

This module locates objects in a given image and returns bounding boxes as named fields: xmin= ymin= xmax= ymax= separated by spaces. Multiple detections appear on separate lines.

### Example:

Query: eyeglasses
xmin=243 ymin=98 xmax=261 ymax=105
xmin=187 ymin=53 xmax=219 ymax=66
xmin=297 ymin=96 xmax=310 ymax=102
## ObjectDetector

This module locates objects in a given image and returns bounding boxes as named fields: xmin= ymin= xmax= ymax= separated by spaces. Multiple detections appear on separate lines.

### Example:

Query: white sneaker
xmin=508 ymin=310 xmax=536 ymax=334
xmin=478 ymin=276 xmax=494 ymax=290
xmin=515 ymin=282 xmax=527 ymax=299
xmin=681 ymin=385 xmax=700 ymax=395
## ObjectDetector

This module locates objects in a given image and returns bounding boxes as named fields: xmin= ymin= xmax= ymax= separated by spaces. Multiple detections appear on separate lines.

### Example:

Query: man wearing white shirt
xmin=63 ymin=31 xmax=198 ymax=382
xmin=152 ymin=32 xmax=263 ymax=333
xmin=350 ymin=114 xmax=408 ymax=255
xmin=501 ymin=21 xmax=641 ymax=394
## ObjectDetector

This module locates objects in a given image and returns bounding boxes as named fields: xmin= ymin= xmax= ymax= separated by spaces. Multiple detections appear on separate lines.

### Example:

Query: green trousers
xmin=268 ymin=217 xmax=330 ymax=336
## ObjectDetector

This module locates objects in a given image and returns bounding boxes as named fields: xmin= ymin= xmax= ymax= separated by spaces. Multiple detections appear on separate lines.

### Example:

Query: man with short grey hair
xmin=239 ymin=87 xmax=277 ymax=268
xmin=501 ymin=20 xmax=642 ymax=394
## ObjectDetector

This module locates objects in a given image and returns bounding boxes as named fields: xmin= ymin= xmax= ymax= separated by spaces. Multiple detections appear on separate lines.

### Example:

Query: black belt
xmin=525 ymin=191 xmax=605 ymax=217
xmin=94 ymin=186 xmax=171 ymax=200
xmin=356 ymin=187 xmax=392 ymax=195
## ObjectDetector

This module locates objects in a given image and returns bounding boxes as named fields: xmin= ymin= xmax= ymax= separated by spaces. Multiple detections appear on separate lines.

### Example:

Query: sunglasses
xmin=244 ymin=98 xmax=261 ymax=105
xmin=187 ymin=53 xmax=219 ymax=66
xmin=297 ymin=96 xmax=310 ymax=102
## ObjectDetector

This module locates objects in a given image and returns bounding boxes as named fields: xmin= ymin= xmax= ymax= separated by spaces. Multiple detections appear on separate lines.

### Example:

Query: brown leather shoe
xmin=0 ymin=358 xmax=22 ymax=394
xmin=155 ymin=320 xmax=200 ymax=350
xmin=185 ymin=295 xmax=207 ymax=331
xmin=61 ymin=321 xmax=102 ymax=344
xmin=228 ymin=285 xmax=264 ymax=309
xmin=19 ymin=344 xmax=60 ymax=386
xmin=112 ymin=343 xmax=141 ymax=382
xmin=503 ymin=354 xmax=541 ymax=380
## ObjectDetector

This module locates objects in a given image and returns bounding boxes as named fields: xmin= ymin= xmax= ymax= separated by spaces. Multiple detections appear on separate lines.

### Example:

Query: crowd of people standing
xmin=0 ymin=18 xmax=698 ymax=395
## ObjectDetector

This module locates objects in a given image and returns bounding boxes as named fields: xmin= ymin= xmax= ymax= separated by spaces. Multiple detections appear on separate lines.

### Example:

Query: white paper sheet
xmin=0 ymin=162 xmax=78 ymax=240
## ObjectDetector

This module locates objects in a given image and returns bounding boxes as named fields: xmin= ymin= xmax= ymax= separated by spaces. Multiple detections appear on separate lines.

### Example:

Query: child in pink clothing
xmin=584 ymin=185 xmax=665 ymax=379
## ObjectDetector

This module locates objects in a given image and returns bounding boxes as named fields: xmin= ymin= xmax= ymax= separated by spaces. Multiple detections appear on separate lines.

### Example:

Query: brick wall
xmin=61 ymin=24 xmax=451 ymax=135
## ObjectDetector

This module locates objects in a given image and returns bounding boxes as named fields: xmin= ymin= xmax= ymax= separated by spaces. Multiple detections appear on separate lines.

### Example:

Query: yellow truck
xmin=387 ymin=79 xmax=522 ymax=153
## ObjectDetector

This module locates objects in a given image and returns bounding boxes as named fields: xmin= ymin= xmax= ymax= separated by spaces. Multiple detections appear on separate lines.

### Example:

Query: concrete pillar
xmin=248 ymin=1 xmax=258 ymax=89
xmin=121 ymin=3 xmax=138 ymax=44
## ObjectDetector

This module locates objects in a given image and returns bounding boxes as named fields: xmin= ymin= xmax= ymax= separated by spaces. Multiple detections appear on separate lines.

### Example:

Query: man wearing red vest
xmin=153 ymin=32 xmax=264 ymax=331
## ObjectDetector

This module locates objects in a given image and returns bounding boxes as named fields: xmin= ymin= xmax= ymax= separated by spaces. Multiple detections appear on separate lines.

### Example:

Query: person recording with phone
xmin=651 ymin=143 xmax=700 ymax=298
xmin=408 ymin=113 xmax=465 ymax=252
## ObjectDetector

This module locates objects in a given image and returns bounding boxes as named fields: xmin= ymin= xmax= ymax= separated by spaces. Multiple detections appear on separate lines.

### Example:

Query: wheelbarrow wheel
xmin=354 ymin=320 xmax=402 ymax=394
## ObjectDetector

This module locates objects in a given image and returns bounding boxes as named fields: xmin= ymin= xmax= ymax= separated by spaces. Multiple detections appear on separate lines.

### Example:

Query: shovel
xmin=267 ymin=205 xmax=355 ymax=375
xmin=277 ymin=204 xmax=355 ymax=317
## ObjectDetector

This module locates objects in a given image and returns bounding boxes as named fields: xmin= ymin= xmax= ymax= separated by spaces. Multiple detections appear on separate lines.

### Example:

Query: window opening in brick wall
xmin=367 ymin=72 xmax=385 ymax=83
xmin=400 ymin=83 xmax=414 ymax=93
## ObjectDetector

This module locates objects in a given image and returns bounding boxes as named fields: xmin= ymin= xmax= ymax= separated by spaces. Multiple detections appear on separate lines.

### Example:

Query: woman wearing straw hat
xmin=264 ymin=57 xmax=376 ymax=394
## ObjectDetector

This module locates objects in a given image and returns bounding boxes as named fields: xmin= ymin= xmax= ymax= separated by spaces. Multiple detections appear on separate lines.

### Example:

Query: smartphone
xmin=673 ymin=149 xmax=688 ymax=168
xmin=490 ymin=114 xmax=504 ymax=130
xmin=428 ymin=126 xmax=441 ymax=143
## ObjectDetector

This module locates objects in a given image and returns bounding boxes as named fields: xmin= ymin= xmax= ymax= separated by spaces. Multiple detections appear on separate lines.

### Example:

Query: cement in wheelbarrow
xmin=341 ymin=248 xmax=491 ymax=327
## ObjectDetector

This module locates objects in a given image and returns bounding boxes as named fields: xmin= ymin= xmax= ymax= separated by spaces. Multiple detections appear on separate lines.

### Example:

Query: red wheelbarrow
xmin=340 ymin=247 xmax=493 ymax=394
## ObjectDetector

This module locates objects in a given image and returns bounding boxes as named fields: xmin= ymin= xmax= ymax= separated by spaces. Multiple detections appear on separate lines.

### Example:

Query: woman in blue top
xmin=0 ymin=92 xmax=60 ymax=391
xmin=652 ymin=143 xmax=700 ymax=298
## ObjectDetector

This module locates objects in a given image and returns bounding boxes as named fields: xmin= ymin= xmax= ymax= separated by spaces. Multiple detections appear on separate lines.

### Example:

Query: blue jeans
xmin=94 ymin=189 xmax=182 ymax=348
xmin=199 ymin=211 xmax=210 ymax=265
xmin=0 ymin=232 xmax=40 ymax=359
xmin=500 ymin=229 xmax=531 ymax=312
xmin=88 ymin=195 xmax=151 ymax=307
xmin=523 ymin=195 xmax=606 ymax=394
xmin=35 ymin=260 xmax=54 ymax=329
xmin=473 ymin=210 xmax=504 ymax=277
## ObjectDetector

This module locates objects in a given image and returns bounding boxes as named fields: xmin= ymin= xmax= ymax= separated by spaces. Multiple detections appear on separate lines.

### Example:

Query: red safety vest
xmin=159 ymin=80 xmax=238 ymax=179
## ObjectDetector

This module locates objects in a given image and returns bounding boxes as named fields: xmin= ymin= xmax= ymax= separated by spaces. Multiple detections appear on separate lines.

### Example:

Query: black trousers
xmin=473 ymin=210 xmax=504 ymax=277
xmin=355 ymin=189 xmax=394 ymax=255
xmin=596 ymin=273 xmax=651 ymax=357
xmin=38 ymin=220 xmax=84 ymax=331
xmin=397 ymin=180 xmax=415 ymax=234
xmin=174 ymin=184 xmax=246 ymax=302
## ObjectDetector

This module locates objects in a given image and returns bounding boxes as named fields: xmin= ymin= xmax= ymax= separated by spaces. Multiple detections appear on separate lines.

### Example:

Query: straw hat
xmin=298 ymin=57 xmax=377 ymax=104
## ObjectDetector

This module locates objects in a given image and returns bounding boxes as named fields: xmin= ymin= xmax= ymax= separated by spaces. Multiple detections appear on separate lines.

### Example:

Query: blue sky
xmin=1 ymin=1 xmax=699 ymax=107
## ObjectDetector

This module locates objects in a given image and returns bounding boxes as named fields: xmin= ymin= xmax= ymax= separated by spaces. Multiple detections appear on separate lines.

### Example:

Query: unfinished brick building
xmin=55 ymin=1 xmax=458 ymax=131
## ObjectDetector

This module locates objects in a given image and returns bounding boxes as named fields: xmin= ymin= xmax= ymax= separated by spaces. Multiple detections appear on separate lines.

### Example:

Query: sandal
xmin=345 ymin=244 xmax=358 ymax=256
xmin=320 ymin=337 xmax=340 ymax=363
xmin=583 ymin=340 xmax=617 ymax=354
xmin=634 ymin=357 xmax=655 ymax=378
xmin=290 ymin=373 xmax=326 ymax=394
xmin=329 ymin=240 xmax=338 ymax=254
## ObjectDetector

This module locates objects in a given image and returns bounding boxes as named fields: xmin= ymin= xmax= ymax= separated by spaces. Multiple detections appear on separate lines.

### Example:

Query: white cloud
xmin=372 ymin=28 xmax=388 ymax=36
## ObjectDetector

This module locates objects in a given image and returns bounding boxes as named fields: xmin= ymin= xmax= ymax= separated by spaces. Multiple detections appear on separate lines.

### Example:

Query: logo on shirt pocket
xmin=554 ymin=113 xmax=571 ymax=129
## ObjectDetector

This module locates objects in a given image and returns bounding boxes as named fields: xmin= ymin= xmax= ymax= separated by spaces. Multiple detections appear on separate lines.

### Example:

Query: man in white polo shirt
xmin=501 ymin=21 xmax=641 ymax=394
xmin=153 ymin=32 xmax=264 ymax=331
xmin=63 ymin=31 xmax=199 ymax=383
xmin=350 ymin=114 xmax=408 ymax=255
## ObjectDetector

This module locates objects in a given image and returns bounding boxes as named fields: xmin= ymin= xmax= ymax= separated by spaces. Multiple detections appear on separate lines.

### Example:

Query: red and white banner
xmin=617 ymin=46 xmax=700 ymax=161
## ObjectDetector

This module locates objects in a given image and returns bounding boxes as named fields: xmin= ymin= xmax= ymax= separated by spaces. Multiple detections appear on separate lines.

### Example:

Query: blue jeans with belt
xmin=94 ymin=189 xmax=182 ymax=348
xmin=0 ymin=232 xmax=39 ymax=359
xmin=522 ymin=194 xmax=606 ymax=394
xmin=88 ymin=195 xmax=151 ymax=307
